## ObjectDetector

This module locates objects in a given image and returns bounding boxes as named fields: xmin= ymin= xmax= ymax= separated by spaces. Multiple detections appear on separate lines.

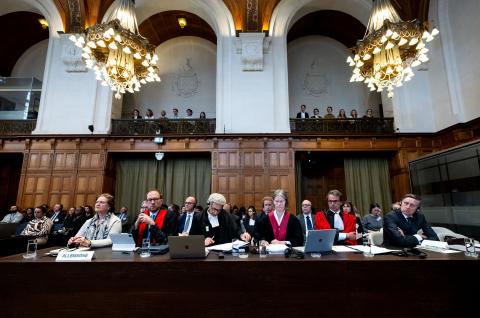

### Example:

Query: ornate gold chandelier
xmin=69 ymin=0 xmax=160 ymax=99
xmin=347 ymin=0 xmax=438 ymax=98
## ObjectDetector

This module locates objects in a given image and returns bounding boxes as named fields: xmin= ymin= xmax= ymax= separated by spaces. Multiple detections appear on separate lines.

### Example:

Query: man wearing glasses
xmin=178 ymin=196 xmax=197 ymax=235
xmin=190 ymin=193 xmax=251 ymax=246
xmin=132 ymin=189 xmax=177 ymax=246
xmin=383 ymin=193 xmax=439 ymax=247
xmin=315 ymin=189 xmax=357 ymax=245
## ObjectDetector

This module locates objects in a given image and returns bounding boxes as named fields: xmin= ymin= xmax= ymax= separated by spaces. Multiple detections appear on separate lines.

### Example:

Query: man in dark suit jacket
xmin=178 ymin=196 xmax=197 ymax=234
xmin=383 ymin=193 xmax=439 ymax=247
xmin=296 ymin=104 xmax=309 ymax=118
xmin=49 ymin=203 xmax=65 ymax=224
xmin=296 ymin=199 xmax=316 ymax=242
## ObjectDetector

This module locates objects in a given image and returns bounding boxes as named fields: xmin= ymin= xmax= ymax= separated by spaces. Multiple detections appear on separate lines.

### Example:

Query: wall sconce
xmin=155 ymin=152 xmax=165 ymax=161
xmin=38 ymin=18 xmax=48 ymax=29
xmin=178 ymin=17 xmax=187 ymax=29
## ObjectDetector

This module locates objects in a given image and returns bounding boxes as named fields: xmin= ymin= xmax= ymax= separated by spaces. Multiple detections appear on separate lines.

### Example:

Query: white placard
xmin=55 ymin=250 xmax=94 ymax=262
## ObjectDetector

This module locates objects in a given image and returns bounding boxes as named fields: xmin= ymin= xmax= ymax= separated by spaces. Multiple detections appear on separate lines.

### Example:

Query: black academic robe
xmin=189 ymin=210 xmax=241 ymax=245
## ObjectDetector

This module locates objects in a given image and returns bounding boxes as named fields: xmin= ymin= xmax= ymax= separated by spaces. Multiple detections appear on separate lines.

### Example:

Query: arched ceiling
xmin=0 ymin=12 xmax=49 ymax=76
xmin=139 ymin=10 xmax=216 ymax=46
xmin=287 ymin=10 xmax=365 ymax=47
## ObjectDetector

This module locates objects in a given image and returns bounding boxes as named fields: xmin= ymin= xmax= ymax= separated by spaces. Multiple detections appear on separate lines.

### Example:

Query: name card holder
xmin=56 ymin=250 xmax=95 ymax=262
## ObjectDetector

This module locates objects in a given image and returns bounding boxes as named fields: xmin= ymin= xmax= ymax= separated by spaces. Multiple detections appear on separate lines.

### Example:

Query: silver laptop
xmin=169 ymin=235 xmax=206 ymax=259
xmin=110 ymin=233 xmax=136 ymax=252
xmin=303 ymin=229 xmax=336 ymax=253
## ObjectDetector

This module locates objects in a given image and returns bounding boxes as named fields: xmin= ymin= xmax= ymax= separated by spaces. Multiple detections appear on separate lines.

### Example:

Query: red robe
xmin=315 ymin=210 xmax=357 ymax=245
xmin=136 ymin=209 xmax=167 ymax=246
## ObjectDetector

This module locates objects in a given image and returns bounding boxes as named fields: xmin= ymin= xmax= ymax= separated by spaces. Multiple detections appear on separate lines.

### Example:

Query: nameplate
xmin=55 ymin=250 xmax=94 ymax=262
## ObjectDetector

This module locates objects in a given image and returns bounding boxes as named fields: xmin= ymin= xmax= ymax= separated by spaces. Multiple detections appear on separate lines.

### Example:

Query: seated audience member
xmin=363 ymin=108 xmax=374 ymax=119
xmin=363 ymin=203 xmax=383 ymax=232
xmin=255 ymin=189 xmax=303 ymax=247
xmin=342 ymin=201 xmax=364 ymax=236
xmin=49 ymin=203 xmax=65 ymax=224
xmin=168 ymin=203 xmax=180 ymax=218
xmin=338 ymin=109 xmax=347 ymax=119
xmin=383 ymin=194 xmax=439 ymax=247
xmin=324 ymin=106 xmax=335 ymax=119
xmin=144 ymin=109 xmax=155 ymax=119
xmin=1 ymin=205 xmax=24 ymax=223
xmin=254 ymin=196 xmax=274 ymax=240
xmin=84 ymin=205 xmax=94 ymax=219
xmin=68 ymin=193 xmax=121 ymax=248
xmin=159 ymin=110 xmax=167 ymax=119
xmin=296 ymin=104 xmax=309 ymax=118
xmin=20 ymin=207 xmax=34 ymax=224
xmin=172 ymin=108 xmax=180 ymax=119
xmin=190 ymin=193 xmax=250 ymax=246
xmin=315 ymin=190 xmax=357 ymax=245
xmin=242 ymin=206 xmax=257 ymax=237
xmin=350 ymin=109 xmax=359 ymax=119
xmin=178 ymin=196 xmax=197 ymax=235
xmin=199 ymin=112 xmax=206 ymax=119
xmin=131 ymin=109 xmax=141 ymax=119
xmin=185 ymin=108 xmax=193 ymax=118
xmin=311 ymin=108 xmax=321 ymax=118
xmin=132 ymin=190 xmax=176 ymax=246
xmin=297 ymin=200 xmax=316 ymax=242
xmin=62 ymin=207 xmax=75 ymax=231
xmin=68 ymin=206 xmax=87 ymax=235
xmin=21 ymin=206 xmax=53 ymax=245
xmin=116 ymin=206 xmax=129 ymax=233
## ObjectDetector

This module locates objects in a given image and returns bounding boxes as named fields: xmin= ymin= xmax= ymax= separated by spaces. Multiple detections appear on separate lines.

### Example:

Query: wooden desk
xmin=1 ymin=248 xmax=478 ymax=318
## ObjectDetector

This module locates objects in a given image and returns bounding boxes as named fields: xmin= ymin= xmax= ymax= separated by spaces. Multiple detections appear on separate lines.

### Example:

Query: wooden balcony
xmin=110 ymin=118 xmax=216 ymax=136
xmin=0 ymin=120 xmax=36 ymax=136
xmin=290 ymin=118 xmax=395 ymax=135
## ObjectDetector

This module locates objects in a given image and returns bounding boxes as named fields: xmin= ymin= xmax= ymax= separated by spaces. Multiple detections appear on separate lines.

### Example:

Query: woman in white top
xmin=68 ymin=193 xmax=121 ymax=248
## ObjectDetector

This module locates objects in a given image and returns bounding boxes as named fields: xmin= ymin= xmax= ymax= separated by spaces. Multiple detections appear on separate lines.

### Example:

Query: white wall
xmin=123 ymin=36 xmax=216 ymax=119
xmin=287 ymin=36 xmax=372 ymax=117
xmin=11 ymin=39 xmax=48 ymax=81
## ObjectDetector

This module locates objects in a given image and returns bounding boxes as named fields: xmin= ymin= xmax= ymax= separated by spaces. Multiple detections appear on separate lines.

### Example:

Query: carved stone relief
xmin=303 ymin=58 xmax=329 ymax=96
xmin=172 ymin=58 xmax=200 ymax=97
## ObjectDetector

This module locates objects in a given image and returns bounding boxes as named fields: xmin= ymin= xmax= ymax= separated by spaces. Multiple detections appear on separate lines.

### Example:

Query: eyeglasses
xmin=147 ymin=198 xmax=160 ymax=202
xmin=328 ymin=200 xmax=340 ymax=203
xmin=184 ymin=202 xmax=195 ymax=205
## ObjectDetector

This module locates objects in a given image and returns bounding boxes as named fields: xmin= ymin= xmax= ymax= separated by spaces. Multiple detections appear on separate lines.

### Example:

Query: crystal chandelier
xmin=69 ymin=0 xmax=160 ymax=99
xmin=347 ymin=0 xmax=439 ymax=98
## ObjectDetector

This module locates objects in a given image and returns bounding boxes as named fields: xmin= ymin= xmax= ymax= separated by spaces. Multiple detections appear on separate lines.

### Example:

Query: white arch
xmin=102 ymin=0 xmax=235 ymax=37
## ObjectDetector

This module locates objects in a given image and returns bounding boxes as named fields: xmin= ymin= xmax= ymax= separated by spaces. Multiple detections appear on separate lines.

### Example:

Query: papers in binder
xmin=266 ymin=244 xmax=289 ymax=254
xmin=206 ymin=240 xmax=248 ymax=252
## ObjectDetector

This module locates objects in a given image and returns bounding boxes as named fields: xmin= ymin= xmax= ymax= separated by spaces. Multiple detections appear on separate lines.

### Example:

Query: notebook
xmin=0 ymin=223 xmax=18 ymax=238
xmin=110 ymin=233 xmax=136 ymax=252
xmin=169 ymin=235 xmax=206 ymax=259
xmin=301 ymin=229 xmax=336 ymax=253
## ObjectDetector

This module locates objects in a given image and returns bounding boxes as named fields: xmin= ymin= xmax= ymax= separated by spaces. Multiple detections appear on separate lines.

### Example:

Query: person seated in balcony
xmin=324 ymin=106 xmax=335 ymax=119
xmin=199 ymin=111 xmax=206 ymax=119
xmin=296 ymin=104 xmax=309 ymax=118
xmin=363 ymin=203 xmax=383 ymax=232
xmin=350 ymin=109 xmax=359 ymax=119
xmin=159 ymin=110 xmax=167 ymax=119
xmin=338 ymin=108 xmax=347 ymax=119
xmin=172 ymin=108 xmax=180 ymax=119
xmin=363 ymin=108 xmax=374 ymax=119
xmin=311 ymin=108 xmax=321 ymax=118
xmin=1 ymin=205 xmax=23 ymax=223
xmin=144 ymin=109 xmax=155 ymax=119
xmin=20 ymin=206 xmax=53 ymax=245
xmin=131 ymin=109 xmax=141 ymax=119
xmin=68 ymin=193 xmax=121 ymax=248
xmin=185 ymin=108 xmax=193 ymax=118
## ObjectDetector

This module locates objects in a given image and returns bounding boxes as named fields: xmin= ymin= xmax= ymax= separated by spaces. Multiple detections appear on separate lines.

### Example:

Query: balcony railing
xmin=111 ymin=118 xmax=216 ymax=135
xmin=290 ymin=118 xmax=395 ymax=135
xmin=0 ymin=120 xmax=36 ymax=135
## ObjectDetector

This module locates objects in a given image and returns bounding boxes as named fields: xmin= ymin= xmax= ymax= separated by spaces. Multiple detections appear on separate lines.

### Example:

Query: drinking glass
xmin=238 ymin=246 xmax=248 ymax=258
xmin=464 ymin=237 xmax=477 ymax=257
xmin=363 ymin=234 xmax=374 ymax=257
xmin=23 ymin=239 xmax=37 ymax=259
xmin=140 ymin=238 xmax=151 ymax=258
xmin=259 ymin=244 xmax=268 ymax=258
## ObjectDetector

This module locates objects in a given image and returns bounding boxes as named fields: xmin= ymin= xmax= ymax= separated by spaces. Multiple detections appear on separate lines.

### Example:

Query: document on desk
xmin=446 ymin=245 xmax=473 ymax=253
xmin=416 ymin=240 xmax=461 ymax=253
xmin=348 ymin=245 xmax=399 ymax=255
xmin=206 ymin=240 xmax=248 ymax=252
xmin=332 ymin=246 xmax=357 ymax=252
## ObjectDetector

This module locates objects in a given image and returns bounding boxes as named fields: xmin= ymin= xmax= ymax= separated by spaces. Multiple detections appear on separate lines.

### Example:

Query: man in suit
xmin=190 ymin=193 xmax=250 ymax=246
xmin=296 ymin=104 xmax=309 ymax=118
xmin=297 ymin=200 xmax=316 ymax=243
xmin=132 ymin=189 xmax=177 ymax=246
xmin=383 ymin=193 xmax=439 ymax=247
xmin=49 ymin=203 xmax=65 ymax=224
xmin=315 ymin=189 xmax=357 ymax=245
xmin=116 ymin=206 xmax=129 ymax=233
xmin=178 ymin=196 xmax=197 ymax=234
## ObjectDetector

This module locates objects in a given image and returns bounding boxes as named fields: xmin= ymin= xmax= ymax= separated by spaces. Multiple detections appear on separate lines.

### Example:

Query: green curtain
xmin=295 ymin=159 xmax=302 ymax=215
xmin=115 ymin=156 xmax=211 ymax=222
xmin=344 ymin=158 xmax=392 ymax=217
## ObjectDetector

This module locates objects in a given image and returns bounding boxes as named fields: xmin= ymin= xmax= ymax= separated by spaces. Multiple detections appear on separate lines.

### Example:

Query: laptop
xmin=169 ymin=235 xmax=206 ymax=259
xmin=110 ymin=233 xmax=136 ymax=252
xmin=302 ymin=229 xmax=336 ymax=253
xmin=0 ymin=223 xmax=18 ymax=238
